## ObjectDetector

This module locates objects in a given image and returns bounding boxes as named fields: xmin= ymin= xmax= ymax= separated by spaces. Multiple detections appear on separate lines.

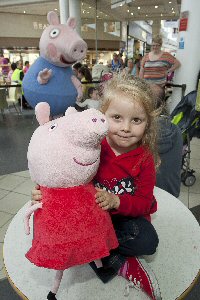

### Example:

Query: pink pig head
xmin=27 ymin=103 xmax=108 ymax=187
xmin=39 ymin=11 xmax=87 ymax=67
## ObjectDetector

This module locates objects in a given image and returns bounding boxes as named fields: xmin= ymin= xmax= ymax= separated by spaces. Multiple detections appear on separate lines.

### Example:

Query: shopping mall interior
xmin=0 ymin=0 xmax=200 ymax=299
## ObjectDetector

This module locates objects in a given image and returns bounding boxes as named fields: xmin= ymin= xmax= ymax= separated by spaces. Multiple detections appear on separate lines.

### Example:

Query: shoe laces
xmin=124 ymin=275 xmax=141 ymax=297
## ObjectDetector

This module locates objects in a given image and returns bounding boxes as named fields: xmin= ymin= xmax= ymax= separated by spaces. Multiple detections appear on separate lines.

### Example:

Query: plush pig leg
xmin=47 ymin=270 xmax=64 ymax=300
xmin=71 ymin=75 xmax=83 ymax=101
xmin=24 ymin=202 xmax=42 ymax=235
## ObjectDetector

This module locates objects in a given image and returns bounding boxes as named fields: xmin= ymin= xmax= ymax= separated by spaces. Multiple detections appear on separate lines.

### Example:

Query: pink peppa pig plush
xmin=22 ymin=11 xmax=87 ymax=117
xmin=24 ymin=103 xmax=118 ymax=300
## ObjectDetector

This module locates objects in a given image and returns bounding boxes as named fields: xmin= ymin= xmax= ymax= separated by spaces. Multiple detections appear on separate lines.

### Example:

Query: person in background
xmin=11 ymin=60 xmax=24 ymax=84
xmin=76 ymin=87 xmax=102 ymax=110
xmin=139 ymin=35 xmax=181 ymax=86
xmin=137 ymin=54 xmax=143 ymax=71
xmin=77 ymin=66 xmax=93 ymax=99
xmin=31 ymin=76 xmax=161 ymax=300
xmin=11 ymin=60 xmax=30 ymax=109
xmin=123 ymin=59 xmax=139 ymax=77
xmin=111 ymin=53 xmax=122 ymax=72
xmin=118 ymin=53 xmax=124 ymax=69
xmin=152 ymin=84 xmax=183 ymax=197
xmin=23 ymin=61 xmax=30 ymax=74
xmin=72 ymin=62 xmax=82 ymax=77
xmin=0 ymin=56 xmax=10 ymax=76
xmin=7 ymin=62 xmax=17 ymax=83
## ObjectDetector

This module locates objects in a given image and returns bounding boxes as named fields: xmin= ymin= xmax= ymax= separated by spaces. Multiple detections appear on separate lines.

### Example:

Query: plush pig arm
xmin=71 ymin=75 xmax=83 ymax=101
xmin=24 ymin=202 xmax=43 ymax=235
xmin=37 ymin=68 xmax=53 ymax=84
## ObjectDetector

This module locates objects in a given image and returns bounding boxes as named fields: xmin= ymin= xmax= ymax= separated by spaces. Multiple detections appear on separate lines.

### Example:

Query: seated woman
xmin=123 ymin=59 xmax=139 ymax=77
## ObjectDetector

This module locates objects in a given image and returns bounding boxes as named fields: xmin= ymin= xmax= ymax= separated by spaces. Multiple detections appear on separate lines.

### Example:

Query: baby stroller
xmin=170 ymin=90 xmax=200 ymax=186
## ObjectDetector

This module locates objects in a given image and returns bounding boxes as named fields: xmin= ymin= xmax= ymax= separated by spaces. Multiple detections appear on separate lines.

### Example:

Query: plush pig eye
xmin=49 ymin=28 xmax=60 ymax=38
xmin=49 ymin=123 xmax=58 ymax=132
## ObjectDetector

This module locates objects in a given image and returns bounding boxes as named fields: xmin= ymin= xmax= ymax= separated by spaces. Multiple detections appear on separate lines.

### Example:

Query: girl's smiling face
xmin=105 ymin=95 xmax=148 ymax=155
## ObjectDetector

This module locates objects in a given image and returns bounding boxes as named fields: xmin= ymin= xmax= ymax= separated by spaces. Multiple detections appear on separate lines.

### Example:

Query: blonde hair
xmin=152 ymin=35 xmax=163 ymax=46
xmin=100 ymin=75 xmax=160 ymax=168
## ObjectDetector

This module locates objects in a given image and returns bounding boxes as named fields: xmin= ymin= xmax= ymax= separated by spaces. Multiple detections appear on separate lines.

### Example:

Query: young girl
xmin=32 ymin=76 xmax=161 ymax=299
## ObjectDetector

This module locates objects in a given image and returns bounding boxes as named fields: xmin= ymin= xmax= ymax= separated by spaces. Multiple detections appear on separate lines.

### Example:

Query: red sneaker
xmin=118 ymin=257 xmax=161 ymax=299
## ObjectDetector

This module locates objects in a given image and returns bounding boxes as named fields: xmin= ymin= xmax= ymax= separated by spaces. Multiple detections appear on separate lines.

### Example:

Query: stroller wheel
xmin=182 ymin=172 xmax=196 ymax=187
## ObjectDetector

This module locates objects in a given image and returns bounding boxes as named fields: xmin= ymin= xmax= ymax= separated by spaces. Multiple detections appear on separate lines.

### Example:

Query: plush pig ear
xmin=66 ymin=17 xmax=76 ymax=29
xmin=35 ymin=102 xmax=50 ymax=125
xmin=47 ymin=11 xmax=60 ymax=25
xmin=65 ymin=107 xmax=77 ymax=116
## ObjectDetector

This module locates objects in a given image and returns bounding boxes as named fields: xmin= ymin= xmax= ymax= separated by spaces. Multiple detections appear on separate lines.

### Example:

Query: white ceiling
xmin=0 ymin=0 xmax=181 ymax=22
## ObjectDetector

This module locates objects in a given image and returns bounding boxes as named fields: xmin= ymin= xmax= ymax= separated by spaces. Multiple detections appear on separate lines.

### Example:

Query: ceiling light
xmin=172 ymin=11 xmax=175 ymax=13
xmin=138 ymin=6 xmax=140 ymax=9
xmin=89 ymin=6 xmax=91 ymax=8
xmin=169 ymin=1 xmax=172 ymax=3
xmin=131 ymin=12 xmax=133 ymax=15
xmin=120 ymin=3 xmax=123 ymax=6
xmin=155 ymin=5 xmax=158 ymax=8
xmin=146 ymin=14 xmax=148 ymax=16
xmin=161 ymin=13 xmax=163 ymax=16
xmin=172 ymin=7 xmax=174 ymax=10
xmin=82 ymin=10 xmax=85 ymax=13
xmin=127 ymin=9 xmax=129 ymax=12
xmin=24 ymin=10 xmax=26 ymax=13
xmin=54 ymin=8 xmax=57 ymax=11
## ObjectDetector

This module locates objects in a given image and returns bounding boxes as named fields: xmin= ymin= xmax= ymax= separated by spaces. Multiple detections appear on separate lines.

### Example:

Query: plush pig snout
xmin=69 ymin=40 xmax=87 ymax=61
xmin=82 ymin=116 xmax=108 ymax=147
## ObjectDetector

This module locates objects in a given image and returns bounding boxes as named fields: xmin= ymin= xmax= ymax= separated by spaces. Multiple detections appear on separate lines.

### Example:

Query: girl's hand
xmin=95 ymin=188 xmax=120 ymax=211
xmin=31 ymin=184 xmax=42 ymax=205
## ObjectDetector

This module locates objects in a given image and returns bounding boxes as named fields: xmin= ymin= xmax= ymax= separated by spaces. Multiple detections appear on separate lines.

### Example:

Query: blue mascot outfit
xmin=22 ymin=11 xmax=87 ymax=117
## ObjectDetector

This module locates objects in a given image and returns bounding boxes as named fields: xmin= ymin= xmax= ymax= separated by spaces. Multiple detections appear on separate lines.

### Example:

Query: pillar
xmin=170 ymin=0 xmax=200 ymax=112
xmin=152 ymin=19 xmax=161 ymax=37
xmin=69 ymin=0 xmax=82 ymax=35
xmin=59 ymin=0 xmax=69 ymax=24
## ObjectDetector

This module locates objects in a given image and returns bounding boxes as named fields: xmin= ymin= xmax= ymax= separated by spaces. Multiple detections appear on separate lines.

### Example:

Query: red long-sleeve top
xmin=94 ymin=138 xmax=157 ymax=221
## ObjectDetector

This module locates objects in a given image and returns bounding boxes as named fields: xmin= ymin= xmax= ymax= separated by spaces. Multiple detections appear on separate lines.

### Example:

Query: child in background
xmin=76 ymin=87 xmax=102 ymax=110
xmin=7 ymin=62 xmax=17 ymax=83
xmin=31 ymin=77 xmax=161 ymax=299
xmin=23 ymin=61 xmax=30 ymax=74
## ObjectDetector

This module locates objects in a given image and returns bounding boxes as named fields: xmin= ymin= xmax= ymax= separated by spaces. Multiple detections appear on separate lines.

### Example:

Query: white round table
xmin=3 ymin=187 xmax=200 ymax=300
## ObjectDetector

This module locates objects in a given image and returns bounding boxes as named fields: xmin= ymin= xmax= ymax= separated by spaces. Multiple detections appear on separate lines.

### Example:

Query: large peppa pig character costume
xmin=24 ymin=102 xmax=118 ymax=299
xmin=22 ymin=11 xmax=87 ymax=117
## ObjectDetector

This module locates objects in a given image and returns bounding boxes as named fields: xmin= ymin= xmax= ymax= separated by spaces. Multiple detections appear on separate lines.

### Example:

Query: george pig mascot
xmin=22 ymin=11 xmax=87 ymax=117
xmin=24 ymin=102 xmax=118 ymax=300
